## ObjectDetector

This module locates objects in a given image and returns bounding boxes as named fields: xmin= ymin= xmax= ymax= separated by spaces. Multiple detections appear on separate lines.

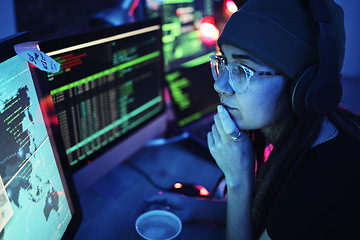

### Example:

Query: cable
xmin=124 ymin=161 xmax=169 ymax=191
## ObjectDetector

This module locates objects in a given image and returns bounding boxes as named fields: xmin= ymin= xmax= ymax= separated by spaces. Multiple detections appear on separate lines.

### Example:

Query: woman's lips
xmin=221 ymin=103 xmax=237 ymax=110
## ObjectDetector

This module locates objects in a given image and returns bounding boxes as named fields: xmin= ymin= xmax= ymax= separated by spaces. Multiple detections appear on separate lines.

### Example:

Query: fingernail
xmin=217 ymin=105 xmax=223 ymax=113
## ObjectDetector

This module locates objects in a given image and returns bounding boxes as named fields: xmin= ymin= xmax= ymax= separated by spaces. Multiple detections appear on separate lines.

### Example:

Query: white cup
xmin=135 ymin=210 xmax=182 ymax=240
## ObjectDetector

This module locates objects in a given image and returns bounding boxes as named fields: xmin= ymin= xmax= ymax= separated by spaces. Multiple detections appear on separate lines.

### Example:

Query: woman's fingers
xmin=217 ymin=105 xmax=241 ymax=139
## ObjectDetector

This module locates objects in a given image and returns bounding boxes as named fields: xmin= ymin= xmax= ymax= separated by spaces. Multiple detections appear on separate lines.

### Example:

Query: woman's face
xmin=214 ymin=44 xmax=289 ymax=138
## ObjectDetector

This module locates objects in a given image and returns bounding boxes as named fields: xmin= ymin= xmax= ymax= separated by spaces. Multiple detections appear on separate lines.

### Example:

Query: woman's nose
xmin=214 ymin=71 xmax=234 ymax=95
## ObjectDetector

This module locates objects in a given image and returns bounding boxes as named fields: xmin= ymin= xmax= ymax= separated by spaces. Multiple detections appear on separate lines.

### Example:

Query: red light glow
xmin=174 ymin=183 xmax=183 ymax=189
xmin=264 ymin=144 xmax=273 ymax=162
xmin=129 ymin=0 xmax=140 ymax=16
xmin=226 ymin=0 xmax=238 ymax=13
xmin=195 ymin=185 xmax=210 ymax=196
xmin=39 ymin=95 xmax=59 ymax=126
xmin=199 ymin=16 xmax=219 ymax=45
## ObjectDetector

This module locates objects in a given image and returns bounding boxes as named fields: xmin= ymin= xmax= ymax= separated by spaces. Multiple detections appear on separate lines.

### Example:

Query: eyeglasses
xmin=210 ymin=54 xmax=282 ymax=94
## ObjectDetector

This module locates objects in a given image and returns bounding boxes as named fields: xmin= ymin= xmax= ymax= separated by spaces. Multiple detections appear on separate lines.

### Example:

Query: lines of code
xmin=47 ymin=33 xmax=164 ymax=171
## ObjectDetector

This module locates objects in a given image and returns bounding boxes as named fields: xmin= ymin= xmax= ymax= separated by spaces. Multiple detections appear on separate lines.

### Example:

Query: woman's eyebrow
xmin=232 ymin=54 xmax=262 ymax=65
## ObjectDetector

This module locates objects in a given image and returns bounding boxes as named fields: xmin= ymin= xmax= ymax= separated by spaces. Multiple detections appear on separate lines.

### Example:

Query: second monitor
xmin=38 ymin=18 xmax=167 ymax=192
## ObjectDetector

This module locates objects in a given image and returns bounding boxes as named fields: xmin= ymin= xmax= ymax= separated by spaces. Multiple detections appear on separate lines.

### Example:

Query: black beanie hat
xmin=217 ymin=0 xmax=345 ymax=79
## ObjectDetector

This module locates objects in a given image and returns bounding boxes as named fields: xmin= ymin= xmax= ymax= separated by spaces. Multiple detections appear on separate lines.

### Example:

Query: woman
xmin=145 ymin=0 xmax=360 ymax=239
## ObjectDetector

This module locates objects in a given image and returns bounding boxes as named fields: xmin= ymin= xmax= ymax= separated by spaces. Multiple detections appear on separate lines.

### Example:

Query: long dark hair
xmin=251 ymin=104 xmax=360 ymax=237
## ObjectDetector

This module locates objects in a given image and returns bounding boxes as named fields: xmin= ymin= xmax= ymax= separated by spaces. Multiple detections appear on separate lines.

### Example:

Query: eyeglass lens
xmin=211 ymin=56 xmax=249 ymax=93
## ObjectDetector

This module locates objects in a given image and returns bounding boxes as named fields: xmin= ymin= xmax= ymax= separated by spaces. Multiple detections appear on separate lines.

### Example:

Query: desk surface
xmin=74 ymin=138 xmax=225 ymax=240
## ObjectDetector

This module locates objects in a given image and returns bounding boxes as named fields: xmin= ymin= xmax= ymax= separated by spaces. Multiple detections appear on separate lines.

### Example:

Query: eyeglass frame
xmin=210 ymin=54 xmax=283 ymax=94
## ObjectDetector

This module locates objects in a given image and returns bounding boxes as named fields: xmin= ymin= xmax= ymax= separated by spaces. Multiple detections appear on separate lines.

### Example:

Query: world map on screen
xmin=0 ymin=56 xmax=72 ymax=239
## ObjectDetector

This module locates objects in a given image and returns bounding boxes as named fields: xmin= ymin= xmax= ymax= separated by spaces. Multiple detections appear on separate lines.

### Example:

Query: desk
xmin=74 ymin=138 xmax=225 ymax=240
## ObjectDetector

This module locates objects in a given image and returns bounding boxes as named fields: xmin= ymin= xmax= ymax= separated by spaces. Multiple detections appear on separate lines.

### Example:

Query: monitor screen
xmin=146 ymin=0 xmax=216 ymax=72
xmin=38 ymin=18 xmax=167 ymax=192
xmin=0 ymin=33 xmax=82 ymax=239
xmin=165 ymin=61 xmax=219 ymax=128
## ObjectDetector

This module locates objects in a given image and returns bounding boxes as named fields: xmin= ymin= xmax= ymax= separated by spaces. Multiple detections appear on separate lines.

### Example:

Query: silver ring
xmin=231 ymin=132 xmax=242 ymax=142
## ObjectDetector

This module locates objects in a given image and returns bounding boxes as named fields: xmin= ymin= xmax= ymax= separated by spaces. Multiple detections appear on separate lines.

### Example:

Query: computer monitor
xmin=38 ymin=18 xmax=167 ymax=192
xmin=146 ymin=0 xmax=216 ymax=72
xmin=165 ymin=61 xmax=219 ymax=129
xmin=0 ymin=33 xmax=82 ymax=239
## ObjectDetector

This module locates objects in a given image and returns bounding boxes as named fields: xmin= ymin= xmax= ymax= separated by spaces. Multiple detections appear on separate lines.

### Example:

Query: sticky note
xmin=14 ymin=41 xmax=60 ymax=73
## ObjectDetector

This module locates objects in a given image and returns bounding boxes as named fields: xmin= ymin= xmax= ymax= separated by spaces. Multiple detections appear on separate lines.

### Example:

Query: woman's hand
xmin=208 ymin=105 xmax=256 ymax=240
xmin=207 ymin=105 xmax=255 ymax=187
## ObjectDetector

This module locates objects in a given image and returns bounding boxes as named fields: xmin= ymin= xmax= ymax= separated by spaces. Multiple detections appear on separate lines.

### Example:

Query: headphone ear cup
xmin=291 ymin=65 xmax=318 ymax=118
xmin=306 ymin=69 xmax=342 ymax=116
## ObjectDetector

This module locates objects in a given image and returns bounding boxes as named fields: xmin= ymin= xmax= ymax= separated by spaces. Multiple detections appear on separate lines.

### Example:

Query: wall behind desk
xmin=0 ymin=0 xmax=16 ymax=39
xmin=13 ymin=0 xmax=119 ymax=40
xmin=335 ymin=0 xmax=360 ymax=77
